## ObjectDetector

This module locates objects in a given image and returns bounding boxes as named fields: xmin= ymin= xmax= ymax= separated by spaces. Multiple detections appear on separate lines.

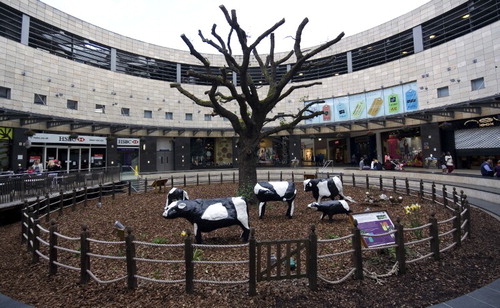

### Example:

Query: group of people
xmin=358 ymin=156 xmax=383 ymax=170
xmin=24 ymin=159 xmax=62 ymax=174
xmin=480 ymin=159 xmax=500 ymax=177
xmin=439 ymin=152 xmax=454 ymax=174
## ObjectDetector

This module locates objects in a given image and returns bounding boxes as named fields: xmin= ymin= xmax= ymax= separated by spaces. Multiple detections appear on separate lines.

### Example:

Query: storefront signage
xmin=464 ymin=116 xmax=500 ymax=128
xmin=349 ymin=211 xmax=396 ymax=248
xmin=304 ymin=82 xmax=418 ymax=124
xmin=117 ymin=138 xmax=140 ymax=147
xmin=28 ymin=133 xmax=106 ymax=145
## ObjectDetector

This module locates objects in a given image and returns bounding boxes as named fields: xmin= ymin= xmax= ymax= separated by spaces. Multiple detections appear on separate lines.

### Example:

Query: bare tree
xmin=171 ymin=5 xmax=344 ymax=194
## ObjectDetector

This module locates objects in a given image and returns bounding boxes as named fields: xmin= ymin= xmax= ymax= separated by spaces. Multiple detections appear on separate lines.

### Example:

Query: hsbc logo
xmin=117 ymin=138 xmax=140 ymax=147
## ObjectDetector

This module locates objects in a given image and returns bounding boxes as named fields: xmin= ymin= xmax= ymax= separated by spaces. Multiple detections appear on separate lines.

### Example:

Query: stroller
xmin=391 ymin=160 xmax=405 ymax=171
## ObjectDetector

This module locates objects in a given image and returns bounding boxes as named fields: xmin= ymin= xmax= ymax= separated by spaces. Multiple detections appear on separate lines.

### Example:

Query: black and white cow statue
xmin=307 ymin=200 xmax=352 ymax=223
xmin=162 ymin=197 xmax=250 ymax=244
xmin=167 ymin=187 xmax=189 ymax=205
xmin=303 ymin=176 xmax=355 ymax=203
xmin=253 ymin=181 xmax=297 ymax=219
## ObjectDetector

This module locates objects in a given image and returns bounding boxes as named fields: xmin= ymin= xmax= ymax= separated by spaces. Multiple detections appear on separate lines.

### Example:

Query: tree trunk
xmin=237 ymin=137 xmax=259 ymax=204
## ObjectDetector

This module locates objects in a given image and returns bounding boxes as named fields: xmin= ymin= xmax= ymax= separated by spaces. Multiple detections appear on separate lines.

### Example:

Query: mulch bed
xmin=0 ymin=182 xmax=499 ymax=308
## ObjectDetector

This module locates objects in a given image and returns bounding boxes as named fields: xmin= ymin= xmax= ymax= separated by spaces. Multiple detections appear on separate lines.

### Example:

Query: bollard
xmin=125 ymin=227 xmax=138 ymax=290
xmin=49 ymin=219 xmax=58 ymax=275
xmin=80 ymin=224 xmax=90 ymax=284
xmin=352 ymin=220 xmax=363 ymax=280
xmin=248 ymin=228 xmax=256 ymax=296
xmin=395 ymin=218 xmax=406 ymax=275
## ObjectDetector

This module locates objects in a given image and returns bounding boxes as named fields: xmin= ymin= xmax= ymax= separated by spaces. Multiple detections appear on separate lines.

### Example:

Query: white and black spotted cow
xmin=167 ymin=187 xmax=189 ymax=205
xmin=253 ymin=181 xmax=297 ymax=219
xmin=162 ymin=197 xmax=250 ymax=244
xmin=303 ymin=176 xmax=355 ymax=203
xmin=307 ymin=200 xmax=352 ymax=223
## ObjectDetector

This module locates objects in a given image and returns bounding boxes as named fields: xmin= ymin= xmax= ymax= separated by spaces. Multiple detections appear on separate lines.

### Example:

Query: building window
xmin=471 ymin=77 xmax=485 ymax=91
xmin=144 ymin=110 xmax=152 ymax=118
xmin=437 ymin=86 xmax=449 ymax=98
xmin=185 ymin=113 xmax=193 ymax=121
xmin=34 ymin=93 xmax=47 ymax=105
xmin=0 ymin=86 xmax=11 ymax=99
xmin=165 ymin=112 xmax=173 ymax=120
xmin=66 ymin=99 xmax=78 ymax=110
xmin=121 ymin=108 xmax=130 ymax=116
xmin=204 ymin=114 xmax=212 ymax=121
xmin=95 ymin=104 xmax=105 ymax=113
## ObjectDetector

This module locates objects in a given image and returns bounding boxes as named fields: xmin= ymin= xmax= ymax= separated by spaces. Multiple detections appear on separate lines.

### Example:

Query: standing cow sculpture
xmin=304 ymin=176 xmax=355 ymax=203
xmin=167 ymin=187 xmax=189 ymax=205
xmin=307 ymin=200 xmax=352 ymax=223
xmin=162 ymin=197 xmax=250 ymax=244
xmin=254 ymin=181 xmax=297 ymax=219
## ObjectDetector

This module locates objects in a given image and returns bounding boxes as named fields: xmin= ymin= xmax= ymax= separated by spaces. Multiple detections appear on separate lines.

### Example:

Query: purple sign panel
xmin=350 ymin=211 xmax=396 ymax=248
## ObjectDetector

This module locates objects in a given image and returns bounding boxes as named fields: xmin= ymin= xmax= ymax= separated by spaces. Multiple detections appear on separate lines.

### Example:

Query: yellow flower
xmin=181 ymin=231 xmax=187 ymax=237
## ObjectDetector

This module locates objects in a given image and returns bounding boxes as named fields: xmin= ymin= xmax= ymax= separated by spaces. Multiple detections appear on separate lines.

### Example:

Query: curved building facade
xmin=0 ymin=0 xmax=499 ymax=172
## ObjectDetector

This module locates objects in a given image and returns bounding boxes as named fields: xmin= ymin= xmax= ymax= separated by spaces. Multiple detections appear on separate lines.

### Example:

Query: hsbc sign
xmin=29 ymin=133 xmax=106 ymax=145
xmin=117 ymin=138 xmax=140 ymax=147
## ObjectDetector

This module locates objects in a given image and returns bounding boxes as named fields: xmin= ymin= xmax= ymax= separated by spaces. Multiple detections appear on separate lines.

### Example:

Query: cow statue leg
xmin=258 ymin=201 xmax=266 ymax=219
xmin=240 ymin=226 xmax=250 ymax=242
xmin=193 ymin=223 xmax=203 ymax=244
xmin=285 ymin=199 xmax=295 ymax=218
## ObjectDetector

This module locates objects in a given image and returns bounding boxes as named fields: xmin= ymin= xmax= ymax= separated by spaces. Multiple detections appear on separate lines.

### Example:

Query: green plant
xmin=404 ymin=203 xmax=423 ymax=239
xmin=192 ymin=248 xmax=203 ymax=261
xmin=237 ymin=184 xmax=255 ymax=201
xmin=152 ymin=237 xmax=168 ymax=244
xmin=327 ymin=233 xmax=340 ymax=240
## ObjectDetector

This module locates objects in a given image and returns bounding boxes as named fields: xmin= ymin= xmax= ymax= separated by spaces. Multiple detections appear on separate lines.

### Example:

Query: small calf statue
xmin=307 ymin=200 xmax=352 ymax=223
xmin=167 ymin=187 xmax=189 ymax=205
xmin=162 ymin=197 xmax=250 ymax=244
xmin=304 ymin=176 xmax=355 ymax=203
xmin=254 ymin=181 xmax=297 ymax=219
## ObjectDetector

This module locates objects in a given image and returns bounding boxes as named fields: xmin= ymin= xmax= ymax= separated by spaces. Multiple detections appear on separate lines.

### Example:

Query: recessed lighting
xmin=402 ymin=51 xmax=408 ymax=55
xmin=429 ymin=34 xmax=436 ymax=39
xmin=462 ymin=14 xmax=470 ymax=19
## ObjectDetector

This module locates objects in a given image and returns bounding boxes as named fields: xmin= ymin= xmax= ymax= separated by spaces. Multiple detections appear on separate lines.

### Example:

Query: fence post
xmin=442 ymin=185 xmax=448 ymax=208
xmin=395 ymin=218 xmax=406 ymax=275
xmin=185 ymin=230 xmax=194 ymax=294
xmin=405 ymin=178 xmax=410 ymax=195
xmin=248 ymin=228 xmax=256 ymax=296
xmin=59 ymin=189 xmax=64 ymax=216
xmin=365 ymin=174 xmax=369 ymax=190
xmin=72 ymin=188 xmax=77 ymax=211
xmin=340 ymin=172 xmax=343 ymax=184
xmin=352 ymin=220 xmax=363 ymax=280
xmin=428 ymin=213 xmax=440 ymax=261
xmin=184 ymin=174 xmax=187 ymax=187
xmin=352 ymin=174 xmax=356 ymax=187
xmin=128 ymin=181 xmax=131 ymax=196
xmin=27 ymin=206 xmax=34 ymax=252
xmin=280 ymin=171 xmax=283 ymax=181
xmin=393 ymin=177 xmax=397 ymax=193
xmin=379 ymin=175 xmax=383 ymax=191
xmin=112 ymin=182 xmax=116 ymax=200
xmin=35 ymin=196 xmax=40 ymax=213
xmin=233 ymin=172 xmax=236 ymax=184
xmin=45 ymin=193 xmax=51 ymax=222
xmin=32 ymin=217 xmax=40 ymax=263
xmin=144 ymin=179 xmax=147 ymax=194
xmin=221 ymin=172 xmax=223 ymax=184
xmin=431 ymin=182 xmax=436 ymax=204
xmin=463 ymin=197 xmax=471 ymax=239
xmin=308 ymin=224 xmax=318 ymax=291
xmin=419 ymin=179 xmax=424 ymax=198
xmin=125 ymin=227 xmax=138 ymax=290
xmin=268 ymin=171 xmax=270 ymax=181
xmin=453 ymin=187 xmax=458 ymax=204
xmin=197 ymin=174 xmax=199 ymax=186
xmin=171 ymin=175 xmax=174 ymax=188
xmin=21 ymin=200 xmax=28 ymax=244
xmin=80 ymin=224 xmax=90 ymax=284
xmin=49 ymin=219 xmax=58 ymax=275
xmin=453 ymin=204 xmax=462 ymax=248
xmin=291 ymin=171 xmax=295 ymax=183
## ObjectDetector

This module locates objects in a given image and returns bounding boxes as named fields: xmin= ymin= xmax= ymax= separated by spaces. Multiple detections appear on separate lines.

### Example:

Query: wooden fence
xmin=20 ymin=172 xmax=473 ymax=296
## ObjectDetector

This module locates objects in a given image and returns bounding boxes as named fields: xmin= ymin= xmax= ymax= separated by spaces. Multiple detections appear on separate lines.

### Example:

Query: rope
xmin=86 ymin=252 xmax=126 ymax=260
xmin=37 ymin=224 xmax=49 ymax=234
xmin=36 ymin=236 xmax=49 ymax=246
xmin=86 ymin=270 xmax=127 ymax=284
xmin=318 ymin=268 xmax=356 ymax=284
xmin=54 ymin=232 xmax=80 ymax=241
xmin=438 ymin=216 xmax=456 ymax=224
xmin=439 ymin=228 xmax=457 ymax=237
xmin=133 ymin=257 xmax=184 ymax=264
xmin=192 ymin=260 xmax=248 ymax=265
xmin=54 ymin=245 xmax=80 ymax=254
xmin=35 ymin=250 xmax=49 ymax=261
xmin=461 ymin=232 xmax=469 ymax=241
xmin=363 ymin=261 xmax=399 ymax=284
xmin=439 ymin=242 xmax=457 ymax=253
xmin=318 ymin=249 xmax=354 ymax=259
xmin=461 ymin=220 xmax=468 ymax=229
xmin=461 ymin=208 xmax=468 ymax=216
xmin=318 ymin=234 xmax=354 ymax=243
xmin=407 ymin=252 xmax=434 ymax=263
xmin=133 ymin=241 xmax=184 ymax=248
xmin=406 ymin=236 xmax=433 ymax=246
xmin=193 ymin=278 xmax=248 ymax=285
xmin=52 ymin=260 xmax=80 ymax=271
xmin=87 ymin=238 xmax=125 ymax=245
xmin=192 ymin=243 xmax=249 ymax=249
xmin=404 ymin=222 xmax=432 ymax=231
xmin=135 ymin=275 xmax=184 ymax=284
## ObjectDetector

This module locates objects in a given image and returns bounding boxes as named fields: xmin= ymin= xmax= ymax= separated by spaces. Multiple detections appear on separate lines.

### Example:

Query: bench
xmin=151 ymin=178 xmax=169 ymax=192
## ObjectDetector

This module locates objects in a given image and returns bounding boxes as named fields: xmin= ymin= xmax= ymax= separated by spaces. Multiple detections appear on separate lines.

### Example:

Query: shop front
xmin=26 ymin=133 xmax=107 ymax=172
xmin=258 ymin=136 xmax=290 ymax=167
xmin=381 ymin=128 xmax=422 ymax=167
xmin=190 ymin=137 xmax=235 ymax=169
